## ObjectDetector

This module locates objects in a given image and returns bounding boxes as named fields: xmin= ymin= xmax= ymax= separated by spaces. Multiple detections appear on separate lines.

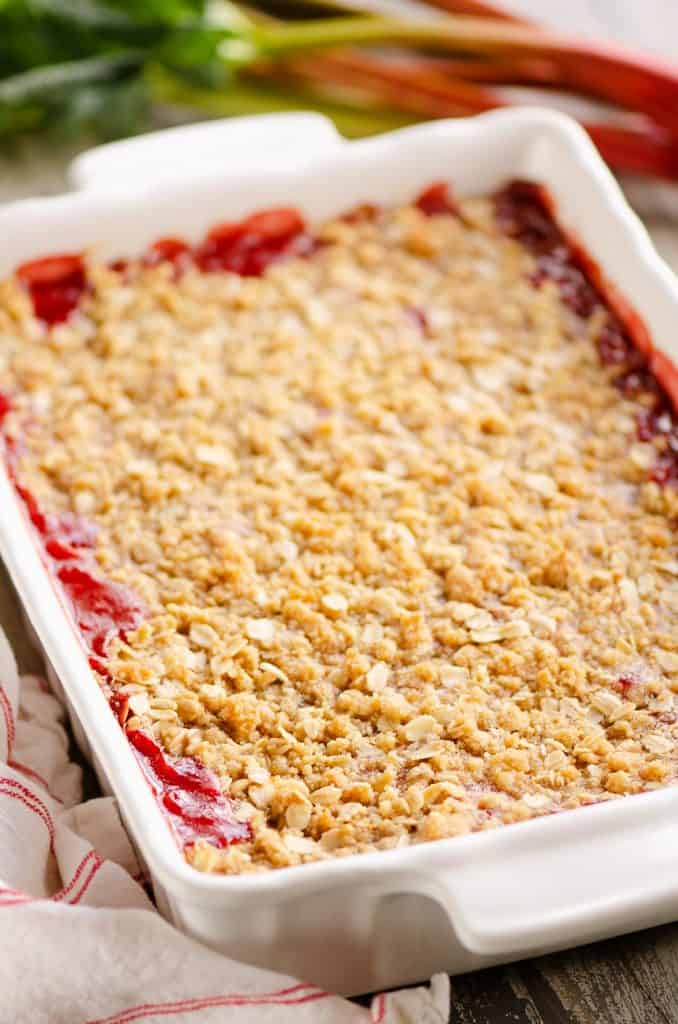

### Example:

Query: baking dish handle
xmin=421 ymin=790 xmax=678 ymax=958
xmin=69 ymin=113 xmax=345 ymax=192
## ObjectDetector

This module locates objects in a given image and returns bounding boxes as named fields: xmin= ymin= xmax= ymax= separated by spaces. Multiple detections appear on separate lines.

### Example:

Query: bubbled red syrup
xmin=495 ymin=180 xmax=678 ymax=486
xmin=0 ymin=425 xmax=146 ymax=669
xmin=495 ymin=180 xmax=600 ymax=319
xmin=16 ymin=254 xmax=87 ymax=326
xmin=194 ymin=208 xmax=314 ymax=276
xmin=343 ymin=184 xmax=457 ymax=225
xmin=128 ymin=730 xmax=249 ymax=849
xmin=0 ymin=393 xmax=249 ymax=851
xmin=415 ymin=181 xmax=458 ymax=217
xmin=405 ymin=305 xmax=430 ymax=335
xmin=615 ymin=674 xmax=638 ymax=696
xmin=143 ymin=237 xmax=191 ymax=269
xmin=17 ymin=208 xmax=315 ymax=326
xmin=10 ymin=207 xmax=310 ymax=850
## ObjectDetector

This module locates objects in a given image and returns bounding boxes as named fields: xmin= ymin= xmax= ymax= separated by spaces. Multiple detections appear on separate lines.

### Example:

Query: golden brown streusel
xmin=1 ymin=197 xmax=677 ymax=873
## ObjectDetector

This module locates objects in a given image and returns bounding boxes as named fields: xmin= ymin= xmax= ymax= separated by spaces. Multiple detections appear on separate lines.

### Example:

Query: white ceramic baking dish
xmin=1 ymin=108 xmax=678 ymax=997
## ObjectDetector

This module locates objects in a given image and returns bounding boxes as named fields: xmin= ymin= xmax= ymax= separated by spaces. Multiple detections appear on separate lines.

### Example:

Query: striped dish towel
xmin=0 ymin=632 xmax=448 ymax=1024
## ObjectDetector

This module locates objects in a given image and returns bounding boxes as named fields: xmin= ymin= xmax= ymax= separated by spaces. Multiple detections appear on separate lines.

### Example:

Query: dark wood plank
xmin=537 ymin=926 xmax=678 ymax=1024
xmin=449 ymin=965 xmax=545 ymax=1023
xmin=445 ymin=924 xmax=678 ymax=1024
xmin=622 ymin=929 xmax=678 ymax=1023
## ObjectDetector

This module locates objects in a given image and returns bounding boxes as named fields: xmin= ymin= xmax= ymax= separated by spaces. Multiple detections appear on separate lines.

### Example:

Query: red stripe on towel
xmin=372 ymin=992 xmax=387 ymax=1022
xmin=0 ymin=779 xmax=55 ymax=849
xmin=88 ymin=984 xmax=329 ymax=1024
xmin=8 ymin=758 xmax=64 ymax=804
xmin=53 ymin=850 xmax=99 ymax=902
xmin=67 ymin=854 xmax=105 ymax=905
xmin=0 ymin=683 xmax=15 ymax=752
xmin=0 ymin=850 xmax=104 ymax=906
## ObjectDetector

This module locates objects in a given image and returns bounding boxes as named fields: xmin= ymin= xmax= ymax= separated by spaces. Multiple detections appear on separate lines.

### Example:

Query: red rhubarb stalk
xmin=421 ymin=0 xmax=527 ymax=21
xmin=270 ymin=50 xmax=502 ymax=114
xmin=256 ymin=16 xmax=678 ymax=137
xmin=271 ymin=47 xmax=678 ymax=182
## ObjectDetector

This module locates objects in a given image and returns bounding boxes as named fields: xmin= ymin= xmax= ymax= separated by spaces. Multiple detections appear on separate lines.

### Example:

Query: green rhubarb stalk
xmin=150 ymin=63 xmax=415 ymax=138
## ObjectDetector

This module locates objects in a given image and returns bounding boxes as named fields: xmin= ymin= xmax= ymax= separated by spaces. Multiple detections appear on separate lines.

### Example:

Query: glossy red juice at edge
xmin=0 ymin=396 xmax=248 ymax=850
xmin=495 ymin=180 xmax=678 ymax=486
xmin=10 ymin=208 xmax=313 ymax=851
xmin=10 ymin=209 xmax=312 ymax=850
xmin=143 ymin=237 xmax=192 ymax=268
xmin=194 ymin=208 xmax=314 ymax=276
xmin=0 ymin=408 xmax=145 ymax=662
xmin=128 ymin=730 xmax=249 ymax=848
xmin=415 ymin=181 xmax=458 ymax=217
xmin=16 ymin=254 xmax=88 ymax=326
xmin=17 ymin=208 xmax=313 ymax=325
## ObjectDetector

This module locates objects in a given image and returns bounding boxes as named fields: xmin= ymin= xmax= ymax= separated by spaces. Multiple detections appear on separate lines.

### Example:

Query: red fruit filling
xmin=495 ymin=181 xmax=599 ymax=318
xmin=415 ymin=181 xmax=457 ymax=217
xmin=0 ymin=391 xmax=247 ymax=851
xmin=405 ymin=306 xmax=430 ymax=334
xmin=17 ymin=254 xmax=88 ymax=326
xmin=616 ymin=674 xmax=638 ymax=694
xmin=18 ymin=210 xmax=315 ymax=326
xmin=128 ymin=730 xmax=250 ymax=849
xmin=195 ymin=208 xmax=313 ymax=276
xmin=495 ymin=180 xmax=677 ymax=486
xmin=143 ymin=237 xmax=192 ymax=268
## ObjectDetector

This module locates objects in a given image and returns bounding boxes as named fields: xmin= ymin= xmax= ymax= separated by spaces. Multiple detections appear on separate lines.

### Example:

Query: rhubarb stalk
xmin=421 ymin=0 xmax=527 ymax=21
xmin=252 ymin=15 xmax=678 ymax=137
xmin=259 ymin=46 xmax=678 ymax=182
xmin=264 ymin=50 xmax=503 ymax=115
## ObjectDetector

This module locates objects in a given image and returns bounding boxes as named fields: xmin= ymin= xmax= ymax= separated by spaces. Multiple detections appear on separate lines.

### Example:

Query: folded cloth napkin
xmin=0 ymin=631 xmax=449 ymax=1024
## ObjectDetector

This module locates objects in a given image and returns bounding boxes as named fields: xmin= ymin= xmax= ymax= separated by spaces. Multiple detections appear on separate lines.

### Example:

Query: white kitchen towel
xmin=0 ymin=632 xmax=449 ymax=1024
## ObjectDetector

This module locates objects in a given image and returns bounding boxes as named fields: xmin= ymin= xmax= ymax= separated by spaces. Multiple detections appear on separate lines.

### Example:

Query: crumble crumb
xmin=1 ymin=194 xmax=676 ymax=873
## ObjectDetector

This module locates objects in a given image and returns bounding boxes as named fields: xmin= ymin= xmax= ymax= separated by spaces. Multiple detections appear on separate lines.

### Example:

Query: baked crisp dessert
xmin=0 ymin=182 xmax=676 ymax=874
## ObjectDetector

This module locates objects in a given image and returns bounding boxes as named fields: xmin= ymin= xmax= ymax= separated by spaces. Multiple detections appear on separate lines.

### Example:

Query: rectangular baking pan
xmin=1 ymin=109 xmax=678 ymax=996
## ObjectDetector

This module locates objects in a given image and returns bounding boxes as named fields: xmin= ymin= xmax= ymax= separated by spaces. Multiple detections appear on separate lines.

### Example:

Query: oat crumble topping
xmin=1 ymin=191 xmax=677 ymax=874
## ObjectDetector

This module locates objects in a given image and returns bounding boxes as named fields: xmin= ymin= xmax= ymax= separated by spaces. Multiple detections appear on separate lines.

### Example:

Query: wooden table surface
xmin=2 ymin=5 xmax=678 ymax=1019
